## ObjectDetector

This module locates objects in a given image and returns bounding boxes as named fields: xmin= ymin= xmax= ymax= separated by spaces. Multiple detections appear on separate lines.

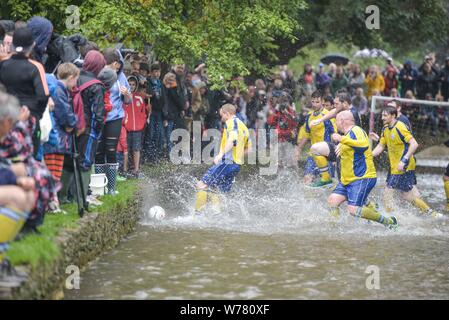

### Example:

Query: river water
xmin=65 ymin=165 xmax=449 ymax=300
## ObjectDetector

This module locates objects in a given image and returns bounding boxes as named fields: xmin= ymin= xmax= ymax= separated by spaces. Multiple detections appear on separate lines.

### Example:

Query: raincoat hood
xmin=83 ymin=50 xmax=106 ymax=77
xmin=27 ymin=16 xmax=53 ymax=62
xmin=45 ymin=73 xmax=58 ymax=97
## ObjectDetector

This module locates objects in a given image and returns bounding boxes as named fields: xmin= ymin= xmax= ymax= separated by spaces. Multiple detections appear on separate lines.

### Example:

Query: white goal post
xmin=369 ymin=95 xmax=449 ymax=134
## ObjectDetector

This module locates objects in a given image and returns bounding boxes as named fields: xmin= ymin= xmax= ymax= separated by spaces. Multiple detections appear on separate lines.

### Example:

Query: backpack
xmin=71 ymin=79 xmax=104 ymax=133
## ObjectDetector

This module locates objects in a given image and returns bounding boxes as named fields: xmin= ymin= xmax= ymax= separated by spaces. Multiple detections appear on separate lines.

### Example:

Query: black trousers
xmin=95 ymin=118 xmax=122 ymax=164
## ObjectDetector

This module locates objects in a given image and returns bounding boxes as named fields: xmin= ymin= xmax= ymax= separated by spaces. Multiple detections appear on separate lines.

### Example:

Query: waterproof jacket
xmin=107 ymin=50 xmax=130 ymax=122
xmin=43 ymin=81 xmax=77 ymax=155
xmin=44 ymin=33 xmax=87 ymax=73
xmin=124 ymin=93 xmax=149 ymax=132
xmin=364 ymin=74 xmax=385 ymax=98
xmin=0 ymin=54 xmax=49 ymax=120
xmin=148 ymin=77 xmax=164 ymax=112
xmin=399 ymin=65 xmax=418 ymax=96
xmin=416 ymin=71 xmax=438 ymax=100
xmin=77 ymin=70 xmax=105 ymax=136
xmin=267 ymin=106 xmax=298 ymax=143
xmin=162 ymin=85 xmax=185 ymax=129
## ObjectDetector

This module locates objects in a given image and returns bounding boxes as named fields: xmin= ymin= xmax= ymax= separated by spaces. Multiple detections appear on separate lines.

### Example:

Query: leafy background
xmin=1 ymin=0 xmax=449 ymax=87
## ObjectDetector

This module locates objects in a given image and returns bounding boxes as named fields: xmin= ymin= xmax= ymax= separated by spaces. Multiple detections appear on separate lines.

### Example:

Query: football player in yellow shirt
xmin=302 ymin=90 xmax=337 ymax=187
xmin=328 ymin=111 xmax=398 ymax=228
xmin=295 ymin=123 xmax=315 ymax=184
xmin=194 ymin=104 xmax=252 ymax=212
xmin=370 ymin=106 xmax=443 ymax=218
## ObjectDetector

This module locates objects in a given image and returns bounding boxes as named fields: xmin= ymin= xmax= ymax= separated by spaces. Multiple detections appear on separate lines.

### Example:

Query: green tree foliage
xmin=2 ymin=0 xmax=306 ymax=88
xmin=1 ymin=0 xmax=75 ymax=27
xmin=298 ymin=0 xmax=449 ymax=59
xmin=77 ymin=0 xmax=305 ymax=87
xmin=1 ymin=0 xmax=448 ymax=87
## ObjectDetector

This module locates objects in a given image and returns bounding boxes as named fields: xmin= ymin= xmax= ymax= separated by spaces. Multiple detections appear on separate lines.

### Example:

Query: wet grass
xmin=7 ymin=179 xmax=139 ymax=268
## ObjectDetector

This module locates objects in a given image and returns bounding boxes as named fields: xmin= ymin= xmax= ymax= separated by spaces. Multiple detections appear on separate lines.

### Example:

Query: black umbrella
xmin=320 ymin=53 xmax=349 ymax=66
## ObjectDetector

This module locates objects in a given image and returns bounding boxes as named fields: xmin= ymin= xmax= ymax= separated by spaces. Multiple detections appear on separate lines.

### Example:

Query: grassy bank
xmin=7 ymin=179 xmax=139 ymax=268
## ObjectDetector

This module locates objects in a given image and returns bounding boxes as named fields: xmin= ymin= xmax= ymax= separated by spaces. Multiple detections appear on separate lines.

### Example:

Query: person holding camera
xmin=267 ymin=93 xmax=298 ymax=168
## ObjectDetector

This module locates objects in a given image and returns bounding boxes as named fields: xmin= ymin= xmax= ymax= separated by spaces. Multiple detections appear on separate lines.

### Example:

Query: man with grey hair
xmin=0 ymin=91 xmax=21 ymax=138
xmin=0 ymin=91 xmax=36 ymax=286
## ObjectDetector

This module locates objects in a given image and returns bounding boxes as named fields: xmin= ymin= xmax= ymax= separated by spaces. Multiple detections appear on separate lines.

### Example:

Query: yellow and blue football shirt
xmin=339 ymin=126 xmax=377 ymax=185
xmin=379 ymin=120 xmax=416 ymax=174
xmin=297 ymin=124 xmax=308 ymax=142
xmin=304 ymin=109 xmax=337 ymax=145
xmin=221 ymin=116 xmax=251 ymax=165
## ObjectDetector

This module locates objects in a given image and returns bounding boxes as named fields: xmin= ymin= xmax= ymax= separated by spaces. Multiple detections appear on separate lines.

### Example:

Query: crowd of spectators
xmin=1 ymin=16 xmax=449 ymax=284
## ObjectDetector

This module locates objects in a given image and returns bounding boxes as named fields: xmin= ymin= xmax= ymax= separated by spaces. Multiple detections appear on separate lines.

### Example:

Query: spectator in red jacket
xmin=124 ymin=76 xmax=150 ymax=177
xmin=267 ymin=94 xmax=298 ymax=168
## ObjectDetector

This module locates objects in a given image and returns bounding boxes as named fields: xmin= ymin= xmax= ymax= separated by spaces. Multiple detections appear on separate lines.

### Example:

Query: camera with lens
xmin=279 ymin=103 xmax=288 ymax=112
xmin=116 ymin=43 xmax=138 ymax=57
xmin=120 ymin=48 xmax=138 ymax=57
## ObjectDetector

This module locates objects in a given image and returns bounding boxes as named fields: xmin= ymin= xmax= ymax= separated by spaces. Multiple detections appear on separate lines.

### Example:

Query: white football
xmin=148 ymin=206 xmax=166 ymax=220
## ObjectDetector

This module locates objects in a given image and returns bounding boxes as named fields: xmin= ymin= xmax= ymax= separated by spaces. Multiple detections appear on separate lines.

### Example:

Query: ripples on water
xmin=65 ymin=166 xmax=449 ymax=300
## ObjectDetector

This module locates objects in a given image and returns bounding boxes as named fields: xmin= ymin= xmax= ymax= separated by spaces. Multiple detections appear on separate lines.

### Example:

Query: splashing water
xmin=65 ymin=165 xmax=449 ymax=300
xmin=142 ymin=167 xmax=449 ymax=238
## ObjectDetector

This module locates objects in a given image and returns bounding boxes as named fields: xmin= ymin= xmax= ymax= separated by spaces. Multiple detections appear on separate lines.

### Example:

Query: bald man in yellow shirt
xmin=328 ymin=111 xmax=398 ymax=228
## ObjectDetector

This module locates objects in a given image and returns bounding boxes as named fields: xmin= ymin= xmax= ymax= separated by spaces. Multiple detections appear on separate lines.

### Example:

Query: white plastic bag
xmin=40 ymin=105 xmax=53 ymax=143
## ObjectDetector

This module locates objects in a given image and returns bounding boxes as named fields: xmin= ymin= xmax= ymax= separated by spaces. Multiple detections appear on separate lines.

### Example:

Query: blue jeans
xmin=145 ymin=111 xmax=164 ymax=161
